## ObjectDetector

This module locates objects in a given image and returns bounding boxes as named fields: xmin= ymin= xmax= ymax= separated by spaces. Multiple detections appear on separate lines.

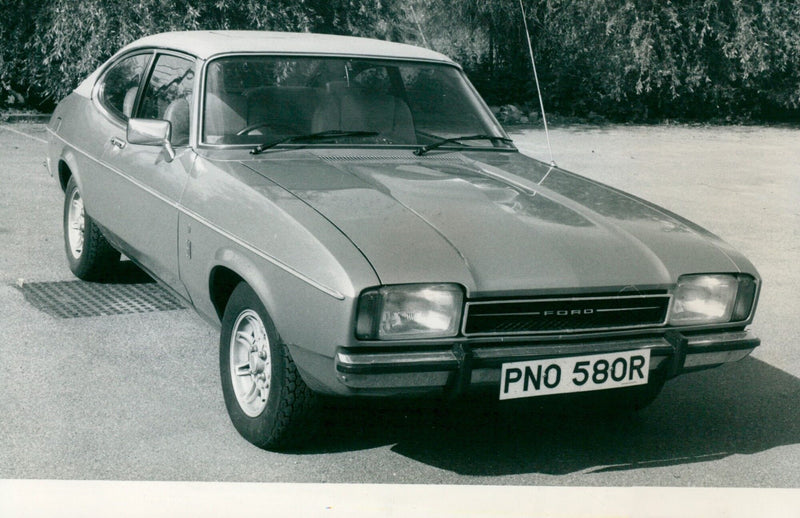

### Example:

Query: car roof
xmin=119 ymin=30 xmax=454 ymax=63
xmin=73 ymin=30 xmax=456 ymax=98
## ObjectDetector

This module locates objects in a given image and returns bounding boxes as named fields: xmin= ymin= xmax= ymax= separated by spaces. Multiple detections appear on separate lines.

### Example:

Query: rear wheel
xmin=63 ymin=176 xmax=120 ymax=280
xmin=219 ymin=283 xmax=317 ymax=449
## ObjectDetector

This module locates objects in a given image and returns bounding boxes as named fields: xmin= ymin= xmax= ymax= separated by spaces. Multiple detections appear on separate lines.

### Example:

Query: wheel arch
xmin=209 ymin=265 xmax=245 ymax=321
xmin=57 ymin=149 xmax=82 ymax=192
xmin=207 ymin=249 xmax=284 ymax=327
xmin=58 ymin=160 xmax=72 ymax=191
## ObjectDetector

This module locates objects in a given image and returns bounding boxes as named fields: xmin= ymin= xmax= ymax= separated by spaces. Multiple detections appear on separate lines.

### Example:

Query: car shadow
xmin=302 ymin=357 xmax=800 ymax=476
xmin=100 ymin=259 xmax=155 ymax=285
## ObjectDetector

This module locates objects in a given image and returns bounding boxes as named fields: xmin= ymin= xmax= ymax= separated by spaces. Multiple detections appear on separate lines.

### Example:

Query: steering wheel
xmin=236 ymin=122 xmax=274 ymax=136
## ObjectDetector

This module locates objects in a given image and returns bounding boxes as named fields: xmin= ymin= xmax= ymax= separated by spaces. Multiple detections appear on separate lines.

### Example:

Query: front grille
xmin=463 ymin=294 xmax=670 ymax=336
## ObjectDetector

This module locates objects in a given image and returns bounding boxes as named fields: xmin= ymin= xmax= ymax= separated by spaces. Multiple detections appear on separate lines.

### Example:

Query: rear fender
xmin=57 ymin=149 xmax=83 ymax=193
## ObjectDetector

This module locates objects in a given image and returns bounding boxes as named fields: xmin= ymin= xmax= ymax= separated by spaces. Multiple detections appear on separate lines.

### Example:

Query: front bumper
xmin=334 ymin=330 xmax=759 ymax=395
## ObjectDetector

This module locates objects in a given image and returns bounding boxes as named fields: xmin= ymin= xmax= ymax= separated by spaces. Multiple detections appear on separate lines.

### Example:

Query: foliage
xmin=2 ymin=0 xmax=799 ymax=121
xmin=1 ymin=0 xmax=316 ymax=105
xmin=419 ymin=0 xmax=800 ymax=121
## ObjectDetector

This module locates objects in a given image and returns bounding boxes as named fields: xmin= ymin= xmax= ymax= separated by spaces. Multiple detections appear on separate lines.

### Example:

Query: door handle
xmin=110 ymin=136 xmax=126 ymax=150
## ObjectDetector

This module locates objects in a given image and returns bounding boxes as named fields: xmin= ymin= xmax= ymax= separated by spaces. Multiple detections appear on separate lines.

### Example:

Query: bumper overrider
xmin=334 ymin=329 xmax=759 ymax=394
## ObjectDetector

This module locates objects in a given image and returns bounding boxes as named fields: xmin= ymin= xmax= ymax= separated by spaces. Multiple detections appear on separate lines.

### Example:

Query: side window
xmin=98 ymin=53 xmax=150 ymax=119
xmin=139 ymin=54 xmax=195 ymax=145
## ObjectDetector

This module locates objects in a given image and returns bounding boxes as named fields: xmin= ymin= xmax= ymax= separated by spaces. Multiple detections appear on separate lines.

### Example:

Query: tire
xmin=63 ymin=176 xmax=120 ymax=280
xmin=220 ymin=282 xmax=317 ymax=450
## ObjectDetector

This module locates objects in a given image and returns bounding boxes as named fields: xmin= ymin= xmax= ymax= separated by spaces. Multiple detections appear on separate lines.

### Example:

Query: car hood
xmin=240 ymin=149 xmax=752 ymax=296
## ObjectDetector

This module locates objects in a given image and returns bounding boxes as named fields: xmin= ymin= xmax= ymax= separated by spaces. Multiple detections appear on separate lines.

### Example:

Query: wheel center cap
xmin=249 ymin=352 xmax=265 ymax=375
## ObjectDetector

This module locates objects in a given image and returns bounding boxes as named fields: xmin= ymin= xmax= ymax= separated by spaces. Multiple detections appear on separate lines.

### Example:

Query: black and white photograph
xmin=1 ymin=1 xmax=798 ymax=516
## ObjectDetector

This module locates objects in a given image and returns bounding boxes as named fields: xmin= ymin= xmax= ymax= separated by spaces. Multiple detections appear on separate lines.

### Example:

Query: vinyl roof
xmin=118 ymin=30 xmax=454 ymax=63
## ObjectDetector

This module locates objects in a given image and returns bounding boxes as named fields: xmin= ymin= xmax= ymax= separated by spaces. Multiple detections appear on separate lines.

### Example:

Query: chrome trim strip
xmin=466 ymin=294 xmax=671 ymax=304
xmin=180 ymin=208 xmax=345 ymax=300
xmin=470 ymin=306 xmax=662 ymax=318
xmin=336 ymin=338 xmax=671 ymax=372
xmin=48 ymin=128 xmax=181 ymax=210
xmin=203 ymin=50 xmax=455 ymax=66
xmin=683 ymin=349 xmax=752 ymax=368
xmin=48 ymin=129 xmax=345 ymax=300
xmin=596 ymin=306 xmax=661 ymax=313
xmin=337 ymin=371 xmax=452 ymax=389
xmin=336 ymin=350 xmax=459 ymax=371
xmin=684 ymin=330 xmax=758 ymax=349
xmin=462 ymin=294 xmax=672 ymax=336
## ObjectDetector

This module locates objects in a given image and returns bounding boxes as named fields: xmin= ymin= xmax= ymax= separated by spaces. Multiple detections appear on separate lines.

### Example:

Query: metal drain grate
xmin=19 ymin=280 xmax=186 ymax=318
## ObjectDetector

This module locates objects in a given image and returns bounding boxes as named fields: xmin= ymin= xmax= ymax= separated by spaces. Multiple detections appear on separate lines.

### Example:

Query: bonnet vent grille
xmin=319 ymin=154 xmax=463 ymax=162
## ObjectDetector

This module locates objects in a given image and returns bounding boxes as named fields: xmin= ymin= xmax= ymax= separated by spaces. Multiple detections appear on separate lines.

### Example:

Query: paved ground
xmin=1 ymin=123 xmax=798 ymax=492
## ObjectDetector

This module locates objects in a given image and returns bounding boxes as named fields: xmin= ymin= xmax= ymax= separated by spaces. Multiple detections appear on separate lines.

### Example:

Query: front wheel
xmin=63 ymin=176 xmax=120 ymax=280
xmin=219 ymin=283 xmax=317 ymax=449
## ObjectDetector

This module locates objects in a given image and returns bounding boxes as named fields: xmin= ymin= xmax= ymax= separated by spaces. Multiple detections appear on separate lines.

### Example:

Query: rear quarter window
xmin=98 ymin=53 xmax=151 ymax=119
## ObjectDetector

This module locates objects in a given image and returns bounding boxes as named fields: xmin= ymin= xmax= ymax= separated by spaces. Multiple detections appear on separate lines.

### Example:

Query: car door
xmin=78 ymin=51 xmax=153 ymax=232
xmin=100 ymin=51 xmax=197 ymax=298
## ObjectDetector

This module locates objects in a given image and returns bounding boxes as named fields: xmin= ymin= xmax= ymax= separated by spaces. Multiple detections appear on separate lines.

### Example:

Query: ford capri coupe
xmin=47 ymin=31 xmax=760 ymax=449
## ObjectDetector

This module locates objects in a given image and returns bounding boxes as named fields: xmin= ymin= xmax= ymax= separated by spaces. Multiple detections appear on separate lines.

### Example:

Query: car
xmin=46 ymin=30 xmax=761 ymax=449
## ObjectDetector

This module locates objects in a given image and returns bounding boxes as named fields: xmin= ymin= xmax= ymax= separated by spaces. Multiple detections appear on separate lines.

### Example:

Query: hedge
xmin=2 ymin=0 xmax=799 ymax=122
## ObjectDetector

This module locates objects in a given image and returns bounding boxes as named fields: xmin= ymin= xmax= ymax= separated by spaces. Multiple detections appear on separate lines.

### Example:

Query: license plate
xmin=499 ymin=350 xmax=651 ymax=400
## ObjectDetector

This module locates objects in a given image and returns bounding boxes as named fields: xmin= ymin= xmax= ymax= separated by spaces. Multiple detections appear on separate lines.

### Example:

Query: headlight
xmin=669 ymin=274 xmax=757 ymax=326
xmin=356 ymin=284 xmax=464 ymax=340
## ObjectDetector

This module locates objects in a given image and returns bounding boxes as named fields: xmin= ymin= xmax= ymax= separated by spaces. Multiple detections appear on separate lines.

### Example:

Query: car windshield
xmin=202 ymin=55 xmax=511 ymax=150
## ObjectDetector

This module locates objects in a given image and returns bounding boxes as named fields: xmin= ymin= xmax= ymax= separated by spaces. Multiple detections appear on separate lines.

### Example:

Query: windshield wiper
xmin=413 ymin=134 xmax=514 ymax=156
xmin=250 ymin=130 xmax=379 ymax=155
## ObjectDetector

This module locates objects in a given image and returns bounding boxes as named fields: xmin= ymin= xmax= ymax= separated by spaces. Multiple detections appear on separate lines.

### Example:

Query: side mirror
xmin=127 ymin=118 xmax=176 ymax=161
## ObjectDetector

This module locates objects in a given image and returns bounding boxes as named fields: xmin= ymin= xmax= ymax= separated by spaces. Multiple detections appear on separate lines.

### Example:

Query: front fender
xmin=176 ymin=154 xmax=380 ymax=394
xmin=200 ymin=245 xmax=362 ymax=394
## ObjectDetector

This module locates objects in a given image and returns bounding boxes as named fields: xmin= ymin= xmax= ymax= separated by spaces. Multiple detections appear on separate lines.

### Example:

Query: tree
xmin=2 ymin=0 xmax=799 ymax=120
